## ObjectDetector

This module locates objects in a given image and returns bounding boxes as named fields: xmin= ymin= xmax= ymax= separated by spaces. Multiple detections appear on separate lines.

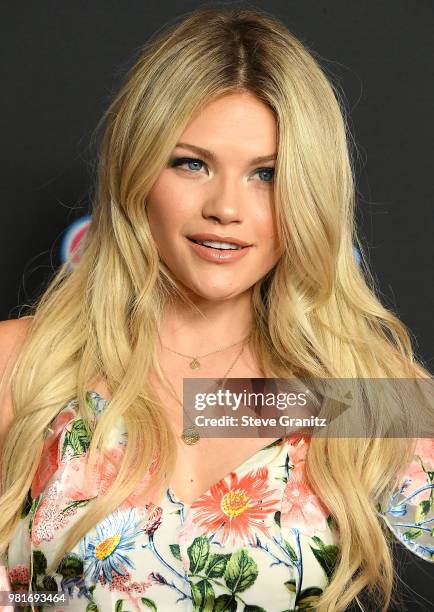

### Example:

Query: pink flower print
xmin=96 ymin=446 xmax=161 ymax=510
xmin=61 ymin=442 xmax=160 ymax=510
xmin=31 ymin=406 xmax=77 ymax=499
xmin=287 ymin=435 xmax=311 ymax=469
xmin=7 ymin=564 xmax=30 ymax=593
xmin=399 ymin=438 xmax=434 ymax=503
xmin=281 ymin=466 xmax=329 ymax=537
xmin=187 ymin=467 xmax=281 ymax=547
xmin=31 ymin=481 xmax=78 ymax=545
xmin=98 ymin=565 xmax=153 ymax=612
xmin=62 ymin=453 xmax=100 ymax=502
xmin=142 ymin=503 xmax=163 ymax=535
xmin=120 ymin=469 xmax=162 ymax=511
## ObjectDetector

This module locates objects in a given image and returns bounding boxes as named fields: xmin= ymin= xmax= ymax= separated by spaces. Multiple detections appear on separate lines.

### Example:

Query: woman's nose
xmin=201 ymin=177 xmax=245 ymax=224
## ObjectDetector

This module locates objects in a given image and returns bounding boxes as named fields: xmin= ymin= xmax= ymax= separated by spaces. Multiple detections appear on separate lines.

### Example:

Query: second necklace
xmin=160 ymin=339 xmax=247 ymax=445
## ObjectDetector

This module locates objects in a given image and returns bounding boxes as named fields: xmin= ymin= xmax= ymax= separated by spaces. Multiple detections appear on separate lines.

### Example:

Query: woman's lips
xmin=186 ymin=237 xmax=252 ymax=263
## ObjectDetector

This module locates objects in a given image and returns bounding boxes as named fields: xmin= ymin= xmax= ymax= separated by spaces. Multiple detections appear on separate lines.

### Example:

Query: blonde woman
xmin=0 ymin=7 xmax=433 ymax=612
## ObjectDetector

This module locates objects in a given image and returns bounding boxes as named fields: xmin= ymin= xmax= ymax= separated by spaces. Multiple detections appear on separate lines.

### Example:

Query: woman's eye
xmin=168 ymin=156 xmax=274 ymax=183
xmin=169 ymin=157 xmax=206 ymax=173
xmin=255 ymin=167 xmax=275 ymax=183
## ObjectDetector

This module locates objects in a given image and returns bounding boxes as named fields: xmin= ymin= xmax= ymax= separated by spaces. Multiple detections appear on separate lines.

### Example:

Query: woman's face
xmin=146 ymin=91 xmax=281 ymax=301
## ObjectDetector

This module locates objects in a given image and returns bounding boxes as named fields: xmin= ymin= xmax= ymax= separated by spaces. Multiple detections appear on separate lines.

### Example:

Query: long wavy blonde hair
xmin=0 ymin=7 xmax=431 ymax=611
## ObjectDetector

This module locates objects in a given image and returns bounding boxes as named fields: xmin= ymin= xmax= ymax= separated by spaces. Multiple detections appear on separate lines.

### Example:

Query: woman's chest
xmin=165 ymin=435 xmax=281 ymax=505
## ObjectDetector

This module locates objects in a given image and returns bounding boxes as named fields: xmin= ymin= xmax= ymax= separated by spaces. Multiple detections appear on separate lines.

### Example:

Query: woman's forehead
xmin=177 ymin=92 xmax=277 ymax=161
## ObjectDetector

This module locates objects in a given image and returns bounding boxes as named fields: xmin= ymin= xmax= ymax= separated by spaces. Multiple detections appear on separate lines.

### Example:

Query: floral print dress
xmin=1 ymin=391 xmax=433 ymax=611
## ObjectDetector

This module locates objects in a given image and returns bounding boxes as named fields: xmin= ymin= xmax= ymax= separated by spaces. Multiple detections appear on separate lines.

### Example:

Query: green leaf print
xmin=192 ymin=579 xmax=216 ymax=611
xmin=170 ymin=543 xmax=182 ymax=560
xmin=415 ymin=499 xmax=432 ymax=523
xmin=403 ymin=528 xmax=422 ymax=539
xmin=283 ymin=540 xmax=298 ymax=565
xmin=188 ymin=536 xmax=211 ymax=574
xmin=21 ymin=489 xmax=33 ymax=518
xmin=61 ymin=498 xmax=94 ymax=514
xmin=56 ymin=553 xmax=84 ymax=577
xmin=244 ymin=606 xmax=267 ymax=611
xmin=28 ymin=494 xmax=41 ymax=536
xmin=285 ymin=579 xmax=296 ymax=592
xmin=262 ymin=438 xmax=283 ymax=450
xmin=42 ymin=575 xmax=58 ymax=592
xmin=115 ymin=599 xmax=131 ymax=612
xmin=61 ymin=418 xmax=93 ymax=459
xmin=205 ymin=553 xmax=232 ymax=578
xmin=32 ymin=549 xmax=48 ymax=575
xmin=32 ymin=549 xmax=60 ymax=597
xmin=326 ymin=514 xmax=338 ymax=531
xmin=213 ymin=594 xmax=237 ymax=611
xmin=309 ymin=536 xmax=339 ymax=580
xmin=274 ymin=510 xmax=281 ymax=527
xmin=224 ymin=549 xmax=258 ymax=594
xmin=85 ymin=604 xmax=99 ymax=612
xmin=296 ymin=587 xmax=323 ymax=609
xmin=141 ymin=598 xmax=157 ymax=611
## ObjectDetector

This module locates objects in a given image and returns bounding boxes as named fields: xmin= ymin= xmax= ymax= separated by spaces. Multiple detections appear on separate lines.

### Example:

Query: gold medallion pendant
xmin=189 ymin=358 xmax=200 ymax=369
xmin=181 ymin=427 xmax=200 ymax=445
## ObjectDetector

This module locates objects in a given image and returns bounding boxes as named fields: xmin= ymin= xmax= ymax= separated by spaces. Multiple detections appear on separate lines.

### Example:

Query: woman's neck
xmin=158 ymin=290 xmax=254 ymax=355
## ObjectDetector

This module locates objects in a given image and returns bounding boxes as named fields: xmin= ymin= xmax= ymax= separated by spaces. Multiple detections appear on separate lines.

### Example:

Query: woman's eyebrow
xmin=174 ymin=142 xmax=277 ymax=164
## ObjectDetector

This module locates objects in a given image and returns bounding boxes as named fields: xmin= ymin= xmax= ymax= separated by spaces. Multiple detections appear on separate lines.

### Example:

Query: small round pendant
xmin=181 ymin=427 xmax=200 ymax=445
xmin=190 ymin=358 xmax=200 ymax=369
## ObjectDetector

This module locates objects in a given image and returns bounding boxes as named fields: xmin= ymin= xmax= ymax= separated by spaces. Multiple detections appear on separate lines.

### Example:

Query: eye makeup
xmin=168 ymin=156 xmax=275 ymax=182
xmin=169 ymin=157 xmax=205 ymax=171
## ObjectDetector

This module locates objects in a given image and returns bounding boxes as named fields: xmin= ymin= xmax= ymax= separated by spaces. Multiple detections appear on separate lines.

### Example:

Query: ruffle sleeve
xmin=379 ymin=439 xmax=434 ymax=562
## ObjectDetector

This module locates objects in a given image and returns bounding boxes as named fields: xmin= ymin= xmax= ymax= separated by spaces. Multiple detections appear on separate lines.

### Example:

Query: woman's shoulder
xmin=0 ymin=316 xmax=34 ymax=448
xmin=379 ymin=438 xmax=434 ymax=562
xmin=0 ymin=316 xmax=34 ymax=369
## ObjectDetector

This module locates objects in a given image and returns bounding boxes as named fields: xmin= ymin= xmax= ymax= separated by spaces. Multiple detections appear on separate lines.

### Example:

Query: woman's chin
xmin=182 ymin=283 xmax=248 ymax=303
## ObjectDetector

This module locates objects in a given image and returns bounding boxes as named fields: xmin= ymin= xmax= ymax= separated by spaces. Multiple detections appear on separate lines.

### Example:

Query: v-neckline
xmin=86 ymin=390 xmax=292 ymax=507
xmin=166 ymin=435 xmax=287 ymax=507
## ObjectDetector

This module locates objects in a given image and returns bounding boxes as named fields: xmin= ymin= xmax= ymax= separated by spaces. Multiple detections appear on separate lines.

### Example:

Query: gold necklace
xmin=159 ymin=341 xmax=247 ymax=445
xmin=160 ymin=333 xmax=250 ymax=369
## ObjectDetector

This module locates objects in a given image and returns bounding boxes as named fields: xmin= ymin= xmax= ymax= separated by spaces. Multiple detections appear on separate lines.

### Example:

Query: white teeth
xmin=198 ymin=240 xmax=242 ymax=250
